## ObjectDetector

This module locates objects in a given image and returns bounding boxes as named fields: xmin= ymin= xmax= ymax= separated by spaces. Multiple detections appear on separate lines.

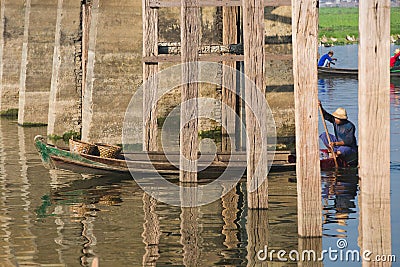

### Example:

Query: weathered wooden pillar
xmin=142 ymin=0 xmax=158 ymax=152
xmin=18 ymin=0 xmax=57 ymax=126
xmin=47 ymin=0 xmax=82 ymax=137
xmin=0 ymin=0 xmax=25 ymax=114
xmin=222 ymin=6 xmax=239 ymax=152
xmin=242 ymin=0 xmax=268 ymax=209
xmin=180 ymin=0 xmax=200 ymax=182
xmin=358 ymin=0 xmax=391 ymax=265
xmin=292 ymin=0 xmax=322 ymax=237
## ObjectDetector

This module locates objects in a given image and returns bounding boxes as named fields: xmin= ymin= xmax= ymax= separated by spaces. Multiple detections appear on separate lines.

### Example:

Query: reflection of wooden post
xmin=298 ymin=237 xmax=322 ymax=267
xmin=143 ymin=0 xmax=159 ymax=151
xmin=292 ymin=0 xmax=322 ymax=237
xmin=221 ymin=186 xmax=239 ymax=249
xmin=246 ymin=209 xmax=269 ymax=266
xmin=359 ymin=183 xmax=391 ymax=266
xmin=180 ymin=0 xmax=200 ymax=182
xmin=180 ymin=185 xmax=200 ymax=266
xmin=242 ymin=0 xmax=268 ymax=209
xmin=222 ymin=6 xmax=239 ymax=152
xmin=142 ymin=193 xmax=160 ymax=266
xmin=180 ymin=207 xmax=200 ymax=266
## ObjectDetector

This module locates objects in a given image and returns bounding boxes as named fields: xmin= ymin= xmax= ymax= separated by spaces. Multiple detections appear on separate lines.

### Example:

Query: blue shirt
xmin=318 ymin=54 xmax=333 ymax=67
xmin=322 ymin=108 xmax=357 ymax=149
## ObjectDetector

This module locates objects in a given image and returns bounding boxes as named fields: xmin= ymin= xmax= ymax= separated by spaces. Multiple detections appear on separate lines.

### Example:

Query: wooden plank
xmin=149 ymin=0 xmax=290 ymax=7
xmin=358 ymin=0 xmax=391 ymax=264
xmin=143 ymin=0 xmax=159 ymax=151
xmin=143 ymin=53 xmax=291 ymax=63
xmin=180 ymin=0 xmax=200 ymax=182
xmin=292 ymin=0 xmax=321 ymax=237
xmin=242 ymin=0 xmax=268 ymax=209
xmin=222 ymin=6 xmax=239 ymax=152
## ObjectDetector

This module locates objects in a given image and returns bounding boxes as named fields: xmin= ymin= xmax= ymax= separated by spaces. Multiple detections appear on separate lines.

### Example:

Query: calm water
xmin=0 ymin=45 xmax=398 ymax=266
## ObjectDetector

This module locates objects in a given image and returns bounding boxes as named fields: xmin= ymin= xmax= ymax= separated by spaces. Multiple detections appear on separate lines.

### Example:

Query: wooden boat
xmin=319 ymin=149 xmax=358 ymax=170
xmin=34 ymin=135 xmax=296 ymax=177
xmin=318 ymin=66 xmax=400 ymax=77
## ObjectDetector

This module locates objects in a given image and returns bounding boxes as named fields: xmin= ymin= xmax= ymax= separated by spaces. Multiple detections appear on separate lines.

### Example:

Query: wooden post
xmin=358 ymin=1 xmax=391 ymax=265
xmin=143 ymin=0 xmax=159 ymax=151
xmin=180 ymin=0 xmax=200 ymax=182
xmin=242 ymin=0 xmax=268 ymax=209
xmin=222 ymin=6 xmax=239 ymax=152
xmin=291 ymin=0 xmax=322 ymax=237
xmin=358 ymin=0 xmax=390 ymax=195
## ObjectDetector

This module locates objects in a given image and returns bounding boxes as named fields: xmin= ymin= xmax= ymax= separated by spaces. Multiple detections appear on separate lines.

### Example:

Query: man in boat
xmin=318 ymin=50 xmax=337 ymax=68
xmin=390 ymin=48 xmax=400 ymax=68
xmin=318 ymin=101 xmax=358 ymax=164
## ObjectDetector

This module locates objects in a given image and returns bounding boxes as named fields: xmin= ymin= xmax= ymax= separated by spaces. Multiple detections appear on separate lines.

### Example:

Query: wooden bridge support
xmin=179 ymin=0 xmax=201 ymax=182
xmin=291 ymin=0 xmax=322 ymax=236
xmin=143 ymin=0 xmax=159 ymax=152
xmin=222 ymin=6 xmax=239 ymax=152
xmin=358 ymin=0 xmax=391 ymax=265
xmin=47 ymin=0 xmax=82 ymax=137
xmin=242 ymin=0 xmax=268 ymax=209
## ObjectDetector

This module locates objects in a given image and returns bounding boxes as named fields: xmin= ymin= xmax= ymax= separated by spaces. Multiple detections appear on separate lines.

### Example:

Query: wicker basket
xmin=95 ymin=143 xmax=122 ymax=158
xmin=69 ymin=139 xmax=96 ymax=155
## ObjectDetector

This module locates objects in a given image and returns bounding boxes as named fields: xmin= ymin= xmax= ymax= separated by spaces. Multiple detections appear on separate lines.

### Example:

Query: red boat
xmin=319 ymin=149 xmax=358 ymax=170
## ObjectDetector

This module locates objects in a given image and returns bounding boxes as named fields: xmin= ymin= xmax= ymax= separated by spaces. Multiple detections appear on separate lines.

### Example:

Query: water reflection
xmin=322 ymin=172 xmax=359 ymax=238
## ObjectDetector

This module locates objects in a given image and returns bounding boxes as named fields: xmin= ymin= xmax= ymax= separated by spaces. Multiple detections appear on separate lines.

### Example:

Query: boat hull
xmin=34 ymin=135 xmax=296 ymax=178
xmin=318 ymin=66 xmax=400 ymax=77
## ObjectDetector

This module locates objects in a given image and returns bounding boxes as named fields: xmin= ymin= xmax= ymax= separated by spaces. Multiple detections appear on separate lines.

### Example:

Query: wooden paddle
xmin=318 ymin=105 xmax=339 ymax=169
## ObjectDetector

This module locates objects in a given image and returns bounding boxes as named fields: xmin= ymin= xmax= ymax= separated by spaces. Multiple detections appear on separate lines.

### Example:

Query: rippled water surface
xmin=0 ymin=45 xmax=399 ymax=266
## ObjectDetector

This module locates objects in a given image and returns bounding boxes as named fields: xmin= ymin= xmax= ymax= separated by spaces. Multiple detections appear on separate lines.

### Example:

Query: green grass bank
xmin=319 ymin=7 xmax=400 ymax=45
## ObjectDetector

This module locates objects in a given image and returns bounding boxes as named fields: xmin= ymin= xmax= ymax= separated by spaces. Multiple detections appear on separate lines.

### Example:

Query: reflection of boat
xmin=34 ymin=135 xmax=296 ymax=177
xmin=318 ymin=66 xmax=400 ymax=77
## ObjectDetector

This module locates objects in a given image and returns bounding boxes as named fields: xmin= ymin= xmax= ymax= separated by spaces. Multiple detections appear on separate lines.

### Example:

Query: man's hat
xmin=332 ymin=107 xmax=348 ymax=120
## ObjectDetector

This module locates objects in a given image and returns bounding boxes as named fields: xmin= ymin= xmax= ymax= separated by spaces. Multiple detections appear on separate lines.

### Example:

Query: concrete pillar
xmin=47 ymin=0 xmax=82 ymax=137
xmin=0 ymin=0 xmax=25 ymax=114
xmin=18 ymin=0 xmax=58 ymax=126
xmin=82 ymin=0 xmax=141 ymax=144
